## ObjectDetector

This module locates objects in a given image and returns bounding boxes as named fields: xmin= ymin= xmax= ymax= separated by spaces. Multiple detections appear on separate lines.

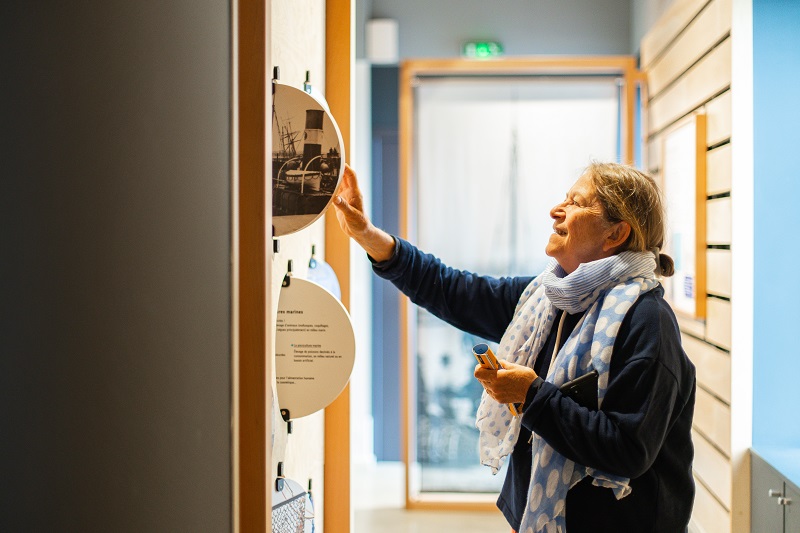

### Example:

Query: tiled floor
xmin=353 ymin=462 xmax=509 ymax=532
xmin=352 ymin=462 xmax=706 ymax=533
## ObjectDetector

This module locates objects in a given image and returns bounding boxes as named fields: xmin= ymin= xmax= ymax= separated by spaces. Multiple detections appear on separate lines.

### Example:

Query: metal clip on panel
xmin=276 ymin=462 xmax=285 ymax=491
xmin=282 ymin=260 xmax=293 ymax=287
xmin=280 ymin=408 xmax=292 ymax=434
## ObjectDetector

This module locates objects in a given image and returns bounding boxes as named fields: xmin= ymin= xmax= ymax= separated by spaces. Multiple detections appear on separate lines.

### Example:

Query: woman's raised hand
xmin=333 ymin=165 xmax=368 ymax=238
xmin=333 ymin=165 xmax=396 ymax=262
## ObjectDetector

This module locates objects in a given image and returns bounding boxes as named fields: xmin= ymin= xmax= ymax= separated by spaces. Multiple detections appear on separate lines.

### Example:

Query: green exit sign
xmin=462 ymin=41 xmax=503 ymax=58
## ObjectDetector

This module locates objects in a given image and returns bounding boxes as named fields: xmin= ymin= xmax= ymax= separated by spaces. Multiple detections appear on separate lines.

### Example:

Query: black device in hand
xmin=559 ymin=369 xmax=599 ymax=409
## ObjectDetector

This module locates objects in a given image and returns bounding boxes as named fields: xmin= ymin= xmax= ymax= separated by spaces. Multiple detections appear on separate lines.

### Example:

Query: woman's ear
xmin=604 ymin=221 xmax=631 ymax=252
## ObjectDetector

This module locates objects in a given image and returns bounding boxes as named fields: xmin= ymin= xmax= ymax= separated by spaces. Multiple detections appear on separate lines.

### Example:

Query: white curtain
xmin=415 ymin=77 xmax=619 ymax=276
xmin=411 ymin=76 xmax=620 ymax=494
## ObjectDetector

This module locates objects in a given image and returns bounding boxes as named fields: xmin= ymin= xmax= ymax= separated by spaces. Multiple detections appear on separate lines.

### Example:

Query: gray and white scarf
xmin=476 ymin=251 xmax=658 ymax=533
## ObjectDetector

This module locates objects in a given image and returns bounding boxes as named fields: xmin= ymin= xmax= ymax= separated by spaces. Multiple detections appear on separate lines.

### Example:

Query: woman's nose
xmin=550 ymin=202 xmax=564 ymax=219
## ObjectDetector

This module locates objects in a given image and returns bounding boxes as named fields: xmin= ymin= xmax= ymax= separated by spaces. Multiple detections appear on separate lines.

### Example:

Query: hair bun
xmin=658 ymin=253 xmax=675 ymax=277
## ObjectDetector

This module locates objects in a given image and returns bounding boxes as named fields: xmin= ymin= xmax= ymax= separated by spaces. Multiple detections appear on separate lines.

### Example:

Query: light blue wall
xmin=752 ymin=0 xmax=800 ymax=448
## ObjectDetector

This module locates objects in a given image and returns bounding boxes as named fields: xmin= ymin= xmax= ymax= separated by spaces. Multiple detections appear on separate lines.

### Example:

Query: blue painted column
xmin=752 ymin=0 xmax=800 ymax=450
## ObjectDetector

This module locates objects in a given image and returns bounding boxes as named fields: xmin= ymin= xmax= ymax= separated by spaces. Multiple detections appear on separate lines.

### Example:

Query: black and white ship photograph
xmin=272 ymin=82 xmax=344 ymax=237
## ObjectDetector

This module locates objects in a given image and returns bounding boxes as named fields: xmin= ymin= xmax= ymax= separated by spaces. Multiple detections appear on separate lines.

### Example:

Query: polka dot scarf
xmin=475 ymin=251 xmax=658 ymax=533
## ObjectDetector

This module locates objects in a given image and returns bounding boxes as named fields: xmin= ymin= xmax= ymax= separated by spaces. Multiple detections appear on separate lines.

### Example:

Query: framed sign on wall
xmin=661 ymin=113 xmax=707 ymax=319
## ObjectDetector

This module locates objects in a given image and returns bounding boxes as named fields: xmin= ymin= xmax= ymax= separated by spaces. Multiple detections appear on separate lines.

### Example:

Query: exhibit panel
xmin=272 ymin=82 xmax=345 ymax=238
xmin=270 ymin=1 xmax=336 ymax=530
xmin=269 ymin=3 xmax=354 ymax=530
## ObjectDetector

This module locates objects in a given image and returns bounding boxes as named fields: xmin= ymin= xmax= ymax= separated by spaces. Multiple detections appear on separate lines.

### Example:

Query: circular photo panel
xmin=275 ymin=277 xmax=356 ymax=419
xmin=272 ymin=82 xmax=345 ymax=237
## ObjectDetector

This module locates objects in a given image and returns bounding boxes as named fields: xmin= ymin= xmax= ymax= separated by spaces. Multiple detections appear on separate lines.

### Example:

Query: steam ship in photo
xmin=272 ymin=82 xmax=343 ymax=237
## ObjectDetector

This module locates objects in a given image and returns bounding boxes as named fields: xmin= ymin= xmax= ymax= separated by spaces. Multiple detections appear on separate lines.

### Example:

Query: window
xmin=398 ymin=58 xmax=640 ymax=506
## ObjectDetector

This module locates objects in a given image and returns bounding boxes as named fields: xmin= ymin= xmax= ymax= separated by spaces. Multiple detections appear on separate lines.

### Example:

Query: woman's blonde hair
xmin=586 ymin=162 xmax=675 ymax=277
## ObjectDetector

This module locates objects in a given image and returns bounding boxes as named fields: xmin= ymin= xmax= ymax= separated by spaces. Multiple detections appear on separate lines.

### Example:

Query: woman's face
xmin=545 ymin=173 xmax=618 ymax=274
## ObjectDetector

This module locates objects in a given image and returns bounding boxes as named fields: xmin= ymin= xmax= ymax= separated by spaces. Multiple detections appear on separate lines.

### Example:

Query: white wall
xmin=361 ymin=0 xmax=633 ymax=59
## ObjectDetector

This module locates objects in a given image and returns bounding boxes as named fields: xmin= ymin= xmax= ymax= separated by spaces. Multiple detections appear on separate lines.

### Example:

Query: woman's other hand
xmin=333 ymin=164 xmax=395 ymax=262
xmin=474 ymin=360 xmax=538 ymax=405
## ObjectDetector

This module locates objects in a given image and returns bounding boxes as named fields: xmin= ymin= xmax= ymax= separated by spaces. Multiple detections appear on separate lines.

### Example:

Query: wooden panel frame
xmin=706 ymin=196 xmax=732 ymax=245
xmin=706 ymin=143 xmax=732 ymax=196
xmin=692 ymin=475 xmax=733 ymax=533
xmin=236 ymin=0 xmax=270 ymax=530
xmin=647 ymin=37 xmax=731 ymax=136
xmin=693 ymin=429 xmax=733 ymax=509
xmin=705 ymin=90 xmax=732 ymax=146
xmin=646 ymin=0 xmax=731 ymax=98
xmin=694 ymin=386 xmax=731 ymax=456
xmin=399 ymin=56 xmax=639 ymax=510
xmin=706 ymin=248 xmax=732 ymax=300
xmin=705 ymin=297 xmax=732 ymax=350
xmin=681 ymin=332 xmax=731 ymax=403
xmin=640 ymin=0 xmax=710 ymax=69
xmin=647 ymin=136 xmax=662 ymax=174
xmin=677 ymin=314 xmax=706 ymax=339
xmin=324 ymin=0 xmax=352 ymax=531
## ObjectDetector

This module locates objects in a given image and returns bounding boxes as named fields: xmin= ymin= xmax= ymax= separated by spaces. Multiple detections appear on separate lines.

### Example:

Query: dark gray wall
xmin=0 ymin=2 xmax=232 ymax=531
xmin=360 ymin=0 xmax=633 ymax=59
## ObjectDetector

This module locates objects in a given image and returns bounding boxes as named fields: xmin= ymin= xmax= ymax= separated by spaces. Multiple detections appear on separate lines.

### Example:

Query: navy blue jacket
xmin=372 ymin=237 xmax=696 ymax=533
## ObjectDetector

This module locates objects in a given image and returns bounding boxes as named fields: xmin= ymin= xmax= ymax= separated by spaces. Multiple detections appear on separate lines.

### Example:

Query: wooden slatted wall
xmin=641 ymin=0 xmax=743 ymax=531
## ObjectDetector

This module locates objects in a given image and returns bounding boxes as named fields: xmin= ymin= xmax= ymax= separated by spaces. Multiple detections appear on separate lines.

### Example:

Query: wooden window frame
xmin=398 ymin=56 xmax=640 ymax=510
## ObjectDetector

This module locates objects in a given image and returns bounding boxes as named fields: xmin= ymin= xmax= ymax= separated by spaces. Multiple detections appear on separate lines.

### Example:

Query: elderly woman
xmin=334 ymin=162 xmax=696 ymax=533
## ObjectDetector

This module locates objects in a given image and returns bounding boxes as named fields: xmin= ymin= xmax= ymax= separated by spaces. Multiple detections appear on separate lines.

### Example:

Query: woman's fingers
xmin=334 ymin=196 xmax=363 ymax=230
xmin=338 ymin=165 xmax=362 ymax=206
xmin=342 ymin=163 xmax=357 ymax=190
xmin=475 ymin=363 xmax=537 ymax=404
xmin=336 ymin=166 xmax=366 ymax=216
xmin=332 ymin=164 xmax=396 ymax=261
